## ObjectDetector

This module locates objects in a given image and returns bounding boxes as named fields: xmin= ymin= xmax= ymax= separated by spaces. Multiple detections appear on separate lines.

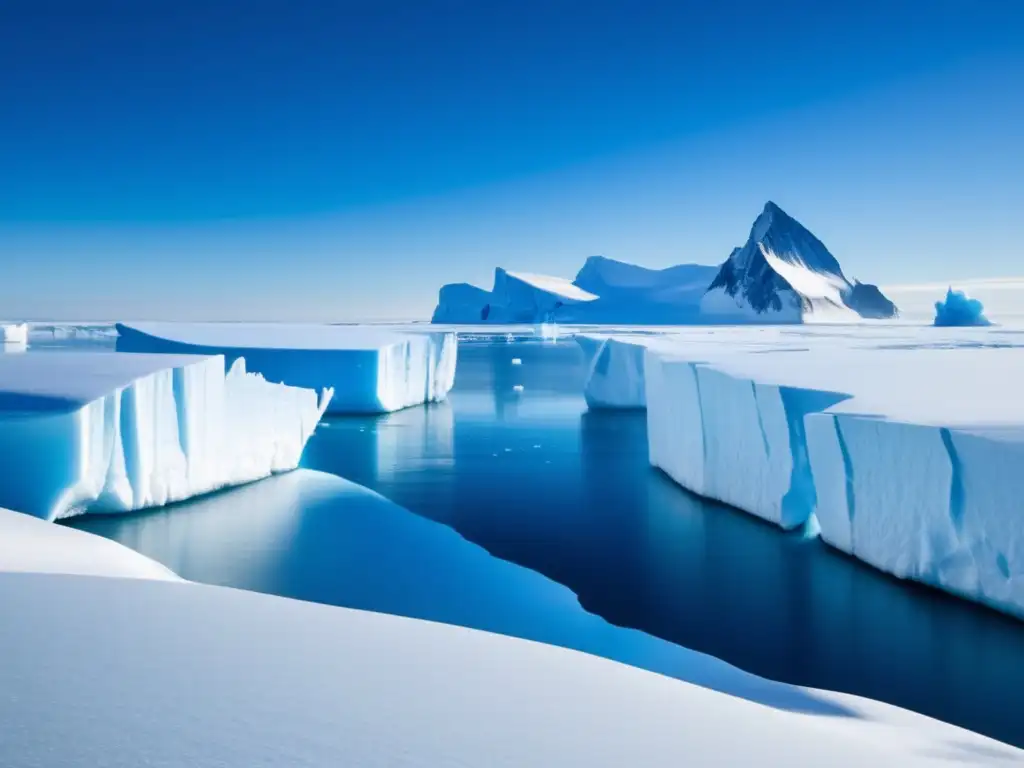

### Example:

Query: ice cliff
xmin=582 ymin=327 xmax=1024 ymax=620
xmin=116 ymin=322 xmax=456 ymax=414
xmin=0 ymin=352 xmax=331 ymax=520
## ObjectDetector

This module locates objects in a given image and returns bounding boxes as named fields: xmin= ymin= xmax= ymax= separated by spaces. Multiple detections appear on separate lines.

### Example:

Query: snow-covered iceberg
xmin=432 ymin=267 xmax=598 ymax=323
xmin=1 ymin=323 xmax=28 ymax=344
xmin=116 ymin=322 xmax=456 ymax=414
xmin=702 ymin=202 xmax=898 ymax=322
xmin=0 ymin=352 xmax=331 ymax=520
xmin=934 ymin=287 xmax=991 ymax=326
xmin=632 ymin=328 xmax=1024 ymax=618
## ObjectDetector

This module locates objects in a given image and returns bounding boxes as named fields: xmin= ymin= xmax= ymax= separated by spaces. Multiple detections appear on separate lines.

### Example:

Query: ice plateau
xmin=0 ymin=352 xmax=331 ymax=520
xmin=583 ymin=325 xmax=1024 ymax=619
xmin=431 ymin=203 xmax=896 ymax=325
xmin=116 ymin=322 xmax=456 ymax=414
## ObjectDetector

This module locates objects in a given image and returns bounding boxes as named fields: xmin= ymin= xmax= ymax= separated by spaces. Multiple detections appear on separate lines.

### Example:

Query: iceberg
xmin=934 ymin=287 xmax=992 ymax=326
xmin=1 ymin=323 xmax=28 ymax=344
xmin=0 ymin=351 xmax=331 ymax=520
xmin=116 ymin=322 xmax=456 ymax=414
xmin=702 ymin=202 xmax=898 ymax=321
xmin=432 ymin=267 xmax=598 ymax=324
xmin=582 ymin=325 xmax=1024 ymax=618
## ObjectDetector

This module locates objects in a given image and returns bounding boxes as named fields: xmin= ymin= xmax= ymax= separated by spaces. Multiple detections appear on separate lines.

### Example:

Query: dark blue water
xmin=70 ymin=338 xmax=1024 ymax=746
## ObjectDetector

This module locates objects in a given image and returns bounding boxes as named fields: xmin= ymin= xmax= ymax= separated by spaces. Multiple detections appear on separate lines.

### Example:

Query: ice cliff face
xmin=702 ymin=202 xmax=898 ymax=321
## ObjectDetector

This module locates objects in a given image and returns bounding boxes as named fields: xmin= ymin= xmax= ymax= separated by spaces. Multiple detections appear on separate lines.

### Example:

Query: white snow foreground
xmin=0 ymin=506 xmax=179 ymax=580
xmin=584 ymin=326 xmax=1024 ymax=619
xmin=116 ymin=321 xmax=456 ymax=414
xmin=0 ymin=571 xmax=1018 ymax=766
xmin=0 ymin=352 xmax=331 ymax=520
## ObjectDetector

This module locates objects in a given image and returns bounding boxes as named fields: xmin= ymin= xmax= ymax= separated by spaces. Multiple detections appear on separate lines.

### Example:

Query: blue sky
xmin=1 ymin=1 xmax=1022 ymax=321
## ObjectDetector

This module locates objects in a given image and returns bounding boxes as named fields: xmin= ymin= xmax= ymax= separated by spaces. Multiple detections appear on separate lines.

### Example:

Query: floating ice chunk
xmin=0 ymin=352 xmax=331 ymax=520
xmin=577 ymin=335 xmax=656 ymax=409
xmin=513 ymin=384 xmax=524 ymax=392
xmin=1 ymin=323 xmax=27 ymax=345
xmin=0 ymin=506 xmax=178 ymax=580
xmin=933 ymin=287 xmax=991 ymax=326
xmin=116 ymin=322 xmax=456 ymax=414
xmin=637 ymin=327 xmax=1024 ymax=618
xmin=511 ymin=358 xmax=522 ymax=365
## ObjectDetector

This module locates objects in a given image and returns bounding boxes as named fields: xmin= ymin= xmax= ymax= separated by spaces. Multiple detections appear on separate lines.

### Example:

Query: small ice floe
xmin=511 ymin=358 xmax=522 ymax=365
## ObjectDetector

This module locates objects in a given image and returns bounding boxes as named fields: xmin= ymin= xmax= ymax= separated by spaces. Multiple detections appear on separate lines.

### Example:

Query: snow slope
xmin=701 ymin=202 xmax=898 ymax=322
xmin=583 ymin=325 xmax=1024 ymax=618
xmin=116 ymin=322 xmax=456 ymax=413
xmin=0 ymin=571 xmax=1018 ymax=766
xmin=0 ymin=352 xmax=331 ymax=520
xmin=0 ymin=506 xmax=178 ymax=580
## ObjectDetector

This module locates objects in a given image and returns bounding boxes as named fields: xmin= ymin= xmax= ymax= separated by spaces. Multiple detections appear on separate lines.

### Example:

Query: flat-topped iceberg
xmin=116 ymin=322 xmax=456 ymax=414
xmin=585 ymin=325 xmax=1024 ymax=618
xmin=0 ymin=352 xmax=331 ymax=520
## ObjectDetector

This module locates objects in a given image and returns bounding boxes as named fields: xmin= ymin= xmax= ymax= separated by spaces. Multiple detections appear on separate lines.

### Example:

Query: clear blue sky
xmin=1 ymin=0 xmax=1022 ymax=321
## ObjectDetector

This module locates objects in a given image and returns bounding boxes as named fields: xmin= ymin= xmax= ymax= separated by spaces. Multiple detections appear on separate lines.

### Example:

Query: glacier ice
xmin=116 ymin=322 xmax=456 ymax=414
xmin=431 ymin=204 xmax=896 ymax=325
xmin=583 ymin=325 xmax=1024 ymax=618
xmin=934 ymin=287 xmax=991 ymax=326
xmin=1 ymin=323 xmax=28 ymax=345
xmin=0 ymin=352 xmax=331 ymax=520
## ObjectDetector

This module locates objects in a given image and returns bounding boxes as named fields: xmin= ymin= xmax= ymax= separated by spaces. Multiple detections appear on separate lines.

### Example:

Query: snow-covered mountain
xmin=430 ymin=203 xmax=897 ymax=324
xmin=701 ymin=202 xmax=898 ymax=321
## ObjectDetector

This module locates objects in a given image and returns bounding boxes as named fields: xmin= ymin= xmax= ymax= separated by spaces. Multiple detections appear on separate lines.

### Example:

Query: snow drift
xmin=934 ymin=287 xmax=991 ymax=326
xmin=116 ymin=322 xmax=456 ymax=414
xmin=0 ymin=352 xmax=331 ymax=520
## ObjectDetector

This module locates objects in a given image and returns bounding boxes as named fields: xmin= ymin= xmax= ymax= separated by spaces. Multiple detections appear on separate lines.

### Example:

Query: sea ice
xmin=583 ymin=325 xmax=1024 ymax=618
xmin=934 ymin=287 xmax=991 ymax=326
xmin=116 ymin=322 xmax=456 ymax=414
xmin=0 ymin=352 xmax=331 ymax=520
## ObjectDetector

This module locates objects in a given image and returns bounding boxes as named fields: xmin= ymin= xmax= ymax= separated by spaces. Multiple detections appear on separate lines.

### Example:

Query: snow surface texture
xmin=432 ymin=204 xmax=896 ymax=324
xmin=116 ymin=322 xmax=456 ymax=414
xmin=582 ymin=326 xmax=1024 ymax=619
xmin=0 ymin=506 xmax=179 ymax=580
xmin=934 ymin=288 xmax=992 ymax=327
xmin=702 ymin=202 xmax=898 ymax=322
xmin=1 ymin=322 xmax=28 ymax=344
xmin=0 ymin=352 xmax=331 ymax=520
xmin=0 ymin=571 xmax=1018 ymax=764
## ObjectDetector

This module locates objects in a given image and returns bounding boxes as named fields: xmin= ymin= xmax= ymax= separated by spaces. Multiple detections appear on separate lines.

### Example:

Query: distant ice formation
xmin=702 ymin=202 xmax=898 ymax=322
xmin=582 ymin=326 xmax=1024 ymax=620
xmin=116 ymin=322 xmax=456 ymax=414
xmin=1 ymin=324 xmax=28 ymax=345
xmin=0 ymin=352 xmax=331 ymax=520
xmin=933 ymin=287 xmax=991 ymax=327
xmin=431 ymin=203 xmax=896 ymax=324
